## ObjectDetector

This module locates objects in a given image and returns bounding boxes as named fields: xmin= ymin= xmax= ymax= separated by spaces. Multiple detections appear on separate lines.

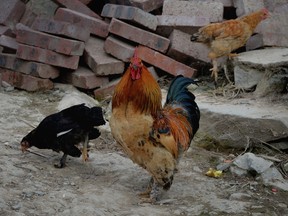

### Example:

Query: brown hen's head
xmin=129 ymin=48 xmax=143 ymax=80
xmin=261 ymin=8 xmax=270 ymax=20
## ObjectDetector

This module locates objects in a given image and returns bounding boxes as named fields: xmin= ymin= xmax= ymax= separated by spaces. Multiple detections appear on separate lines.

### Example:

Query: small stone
xmin=229 ymin=192 xmax=252 ymax=201
xmin=11 ymin=202 xmax=22 ymax=210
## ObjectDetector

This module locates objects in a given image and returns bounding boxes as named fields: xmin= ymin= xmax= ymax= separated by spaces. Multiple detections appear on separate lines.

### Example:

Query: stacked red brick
xmin=0 ymin=0 xmax=53 ymax=91
xmin=1 ymin=0 xmax=283 ymax=95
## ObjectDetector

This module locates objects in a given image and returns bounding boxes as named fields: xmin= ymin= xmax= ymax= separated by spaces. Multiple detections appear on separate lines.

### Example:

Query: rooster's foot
xmin=82 ymin=135 xmax=89 ymax=162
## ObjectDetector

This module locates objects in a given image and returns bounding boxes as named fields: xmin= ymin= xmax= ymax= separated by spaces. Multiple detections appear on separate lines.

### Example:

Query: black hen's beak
xmin=21 ymin=140 xmax=30 ymax=152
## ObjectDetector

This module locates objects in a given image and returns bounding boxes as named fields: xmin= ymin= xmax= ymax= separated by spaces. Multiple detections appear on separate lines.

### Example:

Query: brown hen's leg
xmin=209 ymin=59 xmax=218 ymax=83
xmin=82 ymin=134 xmax=89 ymax=162
xmin=228 ymin=53 xmax=238 ymax=59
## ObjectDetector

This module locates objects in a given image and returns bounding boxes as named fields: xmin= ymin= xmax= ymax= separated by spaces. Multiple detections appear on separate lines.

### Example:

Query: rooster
xmin=21 ymin=104 xmax=105 ymax=168
xmin=190 ymin=8 xmax=270 ymax=83
xmin=110 ymin=50 xmax=200 ymax=202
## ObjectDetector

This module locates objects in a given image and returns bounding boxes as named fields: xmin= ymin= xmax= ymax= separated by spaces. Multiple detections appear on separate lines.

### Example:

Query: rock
xmin=229 ymin=192 xmax=252 ymax=201
xmin=260 ymin=167 xmax=288 ymax=191
xmin=254 ymin=68 xmax=288 ymax=97
xmin=195 ymin=110 xmax=288 ymax=149
xmin=11 ymin=202 xmax=22 ymax=210
xmin=216 ymin=162 xmax=231 ymax=171
xmin=233 ymin=48 xmax=288 ymax=91
xmin=233 ymin=153 xmax=273 ymax=173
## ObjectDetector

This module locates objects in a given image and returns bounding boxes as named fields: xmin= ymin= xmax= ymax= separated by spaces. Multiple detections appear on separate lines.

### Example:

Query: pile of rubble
xmin=0 ymin=0 xmax=287 ymax=97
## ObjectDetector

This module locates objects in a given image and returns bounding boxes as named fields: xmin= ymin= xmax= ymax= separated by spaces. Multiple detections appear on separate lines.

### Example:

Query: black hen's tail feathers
xmin=166 ymin=75 xmax=200 ymax=135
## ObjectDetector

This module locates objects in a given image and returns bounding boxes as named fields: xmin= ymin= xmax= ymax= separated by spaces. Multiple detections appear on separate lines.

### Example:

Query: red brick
xmin=55 ymin=0 xmax=102 ymax=19
xmin=19 ymin=8 xmax=38 ymax=27
xmin=168 ymin=29 xmax=211 ymax=63
xmin=109 ymin=18 xmax=170 ymax=53
xmin=61 ymin=66 xmax=109 ymax=89
xmin=84 ymin=36 xmax=124 ymax=76
xmin=137 ymin=45 xmax=196 ymax=77
xmin=101 ymin=4 xmax=158 ymax=30
xmin=78 ymin=0 xmax=92 ymax=5
xmin=93 ymin=78 xmax=120 ymax=99
xmin=16 ymin=24 xmax=85 ymax=56
xmin=16 ymin=44 xmax=79 ymax=70
xmin=0 ymin=68 xmax=53 ymax=91
xmin=0 ymin=53 xmax=59 ymax=79
xmin=104 ymin=36 xmax=135 ymax=62
xmin=0 ymin=25 xmax=14 ymax=37
xmin=0 ymin=35 xmax=18 ymax=51
xmin=54 ymin=8 xmax=109 ymax=38
xmin=0 ymin=0 xmax=26 ymax=26
xmin=31 ymin=17 xmax=90 ymax=42
xmin=156 ymin=15 xmax=209 ymax=37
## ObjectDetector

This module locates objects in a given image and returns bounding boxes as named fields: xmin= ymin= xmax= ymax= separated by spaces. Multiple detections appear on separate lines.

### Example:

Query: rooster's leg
xmin=54 ymin=153 xmax=67 ymax=168
xmin=139 ymin=178 xmax=160 ymax=204
xmin=82 ymin=134 xmax=89 ymax=162
xmin=209 ymin=59 xmax=218 ymax=83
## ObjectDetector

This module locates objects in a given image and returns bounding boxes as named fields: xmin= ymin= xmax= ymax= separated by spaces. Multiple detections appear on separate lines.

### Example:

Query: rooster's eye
xmin=158 ymin=128 xmax=169 ymax=134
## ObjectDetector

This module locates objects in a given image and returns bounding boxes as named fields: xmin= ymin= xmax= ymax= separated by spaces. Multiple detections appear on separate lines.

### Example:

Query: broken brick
xmin=84 ymin=36 xmax=124 ymax=76
xmin=16 ymin=44 xmax=79 ymax=70
xmin=104 ymin=36 xmax=135 ymax=62
xmin=168 ymin=29 xmax=211 ymax=63
xmin=61 ymin=66 xmax=109 ymax=89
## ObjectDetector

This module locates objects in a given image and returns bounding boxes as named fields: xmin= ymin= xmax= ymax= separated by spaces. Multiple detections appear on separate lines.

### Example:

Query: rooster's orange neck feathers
xmin=112 ymin=57 xmax=161 ymax=116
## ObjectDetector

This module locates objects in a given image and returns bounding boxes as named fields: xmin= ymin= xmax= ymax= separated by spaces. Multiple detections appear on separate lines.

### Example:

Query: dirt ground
xmin=0 ymin=84 xmax=287 ymax=216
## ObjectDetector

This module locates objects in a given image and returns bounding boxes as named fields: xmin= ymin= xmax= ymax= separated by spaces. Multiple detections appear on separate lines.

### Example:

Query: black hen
xmin=21 ymin=103 xmax=106 ymax=168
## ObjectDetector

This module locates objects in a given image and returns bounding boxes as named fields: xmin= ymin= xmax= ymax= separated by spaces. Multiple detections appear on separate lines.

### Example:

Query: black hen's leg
xmin=82 ymin=133 xmax=89 ymax=161
xmin=54 ymin=153 xmax=67 ymax=168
